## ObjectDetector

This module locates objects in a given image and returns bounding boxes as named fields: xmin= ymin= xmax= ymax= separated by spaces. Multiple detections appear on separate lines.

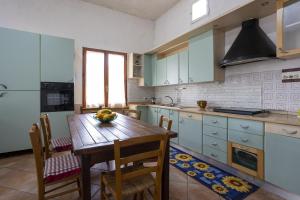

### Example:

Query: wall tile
xmin=155 ymin=69 xmax=298 ymax=112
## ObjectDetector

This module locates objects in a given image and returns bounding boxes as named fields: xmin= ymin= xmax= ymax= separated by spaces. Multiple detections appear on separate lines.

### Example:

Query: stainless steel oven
xmin=41 ymin=82 xmax=74 ymax=112
xmin=228 ymin=142 xmax=264 ymax=179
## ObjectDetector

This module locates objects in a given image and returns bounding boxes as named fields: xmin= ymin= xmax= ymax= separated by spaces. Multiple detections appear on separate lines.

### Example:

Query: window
xmin=83 ymin=48 xmax=127 ymax=108
xmin=192 ymin=0 xmax=209 ymax=22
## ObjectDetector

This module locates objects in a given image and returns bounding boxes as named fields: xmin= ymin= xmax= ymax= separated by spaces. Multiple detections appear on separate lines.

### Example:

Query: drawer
xmin=228 ymin=118 xmax=263 ymax=135
xmin=265 ymin=123 xmax=300 ymax=139
xmin=228 ymin=130 xmax=263 ymax=149
xmin=203 ymin=146 xmax=227 ymax=164
xmin=180 ymin=112 xmax=202 ymax=121
xmin=203 ymin=135 xmax=227 ymax=152
xmin=203 ymin=115 xmax=227 ymax=129
xmin=203 ymin=125 xmax=227 ymax=140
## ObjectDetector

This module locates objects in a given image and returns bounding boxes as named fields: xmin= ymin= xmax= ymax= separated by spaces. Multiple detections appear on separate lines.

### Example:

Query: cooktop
xmin=212 ymin=107 xmax=267 ymax=116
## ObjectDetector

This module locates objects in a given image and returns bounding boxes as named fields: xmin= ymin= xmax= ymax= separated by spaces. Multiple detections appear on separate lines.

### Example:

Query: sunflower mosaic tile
xmin=170 ymin=147 xmax=259 ymax=200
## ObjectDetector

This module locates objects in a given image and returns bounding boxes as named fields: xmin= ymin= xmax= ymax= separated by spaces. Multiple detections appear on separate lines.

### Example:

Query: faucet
xmin=165 ymin=96 xmax=175 ymax=107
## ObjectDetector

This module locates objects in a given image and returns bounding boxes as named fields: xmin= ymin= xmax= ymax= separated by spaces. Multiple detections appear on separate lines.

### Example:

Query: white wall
xmin=0 ymin=0 xmax=154 ymax=104
xmin=154 ymin=0 xmax=252 ymax=47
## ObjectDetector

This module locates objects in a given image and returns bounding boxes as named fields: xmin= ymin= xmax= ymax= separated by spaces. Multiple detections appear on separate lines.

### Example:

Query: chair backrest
xmin=40 ymin=114 xmax=52 ymax=159
xmin=122 ymin=109 xmax=141 ymax=120
xmin=159 ymin=115 xmax=173 ymax=131
xmin=113 ymin=134 xmax=168 ymax=200
xmin=29 ymin=124 xmax=45 ymax=191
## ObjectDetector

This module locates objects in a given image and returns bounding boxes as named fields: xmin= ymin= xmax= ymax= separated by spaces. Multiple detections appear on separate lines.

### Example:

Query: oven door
xmin=228 ymin=142 xmax=264 ymax=179
xmin=41 ymin=82 xmax=74 ymax=112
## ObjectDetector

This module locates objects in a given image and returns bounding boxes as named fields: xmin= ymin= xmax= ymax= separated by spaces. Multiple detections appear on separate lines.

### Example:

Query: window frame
xmin=82 ymin=47 xmax=127 ymax=108
xmin=191 ymin=0 xmax=209 ymax=24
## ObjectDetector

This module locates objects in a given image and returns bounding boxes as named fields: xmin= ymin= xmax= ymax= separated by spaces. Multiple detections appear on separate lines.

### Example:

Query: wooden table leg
xmin=81 ymin=154 xmax=91 ymax=200
xmin=162 ymin=139 xmax=170 ymax=200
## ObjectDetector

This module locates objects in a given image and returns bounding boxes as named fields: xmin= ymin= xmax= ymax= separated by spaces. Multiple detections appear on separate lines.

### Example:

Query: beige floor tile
xmin=0 ymin=186 xmax=38 ymax=200
xmin=245 ymin=188 xmax=286 ymax=200
xmin=170 ymin=181 xmax=188 ymax=200
xmin=0 ymin=168 xmax=37 ymax=194
xmin=170 ymin=166 xmax=188 ymax=183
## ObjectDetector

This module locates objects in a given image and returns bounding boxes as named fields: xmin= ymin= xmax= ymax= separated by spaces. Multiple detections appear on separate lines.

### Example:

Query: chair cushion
xmin=51 ymin=136 xmax=73 ymax=152
xmin=102 ymin=166 xmax=155 ymax=197
xmin=44 ymin=154 xmax=81 ymax=183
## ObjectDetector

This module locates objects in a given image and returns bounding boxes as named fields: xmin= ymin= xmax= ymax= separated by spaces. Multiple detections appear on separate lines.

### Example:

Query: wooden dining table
xmin=67 ymin=113 xmax=177 ymax=200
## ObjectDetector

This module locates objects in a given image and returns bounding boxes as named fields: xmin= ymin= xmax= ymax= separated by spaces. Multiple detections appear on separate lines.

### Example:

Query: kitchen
xmin=0 ymin=0 xmax=300 ymax=200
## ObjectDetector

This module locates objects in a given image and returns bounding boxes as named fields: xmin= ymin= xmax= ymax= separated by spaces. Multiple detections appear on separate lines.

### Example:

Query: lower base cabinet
xmin=265 ymin=131 xmax=300 ymax=195
xmin=147 ymin=107 xmax=158 ymax=126
xmin=136 ymin=106 xmax=148 ymax=122
xmin=41 ymin=111 xmax=74 ymax=139
xmin=179 ymin=113 xmax=202 ymax=153
xmin=169 ymin=110 xmax=179 ymax=144
xmin=0 ymin=91 xmax=40 ymax=153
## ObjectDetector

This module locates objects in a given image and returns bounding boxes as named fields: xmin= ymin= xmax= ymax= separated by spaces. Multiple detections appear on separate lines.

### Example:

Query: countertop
xmin=134 ymin=104 xmax=300 ymax=127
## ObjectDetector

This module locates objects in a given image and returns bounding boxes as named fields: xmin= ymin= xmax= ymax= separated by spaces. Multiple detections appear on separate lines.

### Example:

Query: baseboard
xmin=0 ymin=149 xmax=33 ymax=158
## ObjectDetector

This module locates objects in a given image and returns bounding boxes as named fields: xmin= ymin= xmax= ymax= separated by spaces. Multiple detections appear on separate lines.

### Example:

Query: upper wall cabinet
xmin=140 ymin=54 xmax=156 ymax=86
xmin=41 ymin=35 xmax=74 ymax=82
xmin=179 ymin=49 xmax=189 ymax=84
xmin=156 ymin=58 xmax=167 ymax=86
xmin=277 ymin=0 xmax=300 ymax=58
xmin=0 ymin=27 xmax=40 ymax=90
xmin=188 ymin=29 xmax=225 ymax=83
xmin=166 ymin=54 xmax=179 ymax=85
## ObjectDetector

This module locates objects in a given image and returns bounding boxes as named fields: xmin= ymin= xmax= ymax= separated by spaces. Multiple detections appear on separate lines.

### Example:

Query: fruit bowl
xmin=94 ymin=109 xmax=117 ymax=123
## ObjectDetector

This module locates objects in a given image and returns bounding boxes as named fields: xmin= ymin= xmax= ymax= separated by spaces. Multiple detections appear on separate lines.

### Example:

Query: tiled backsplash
xmin=127 ymin=78 xmax=155 ymax=102
xmin=155 ymin=69 xmax=300 ymax=113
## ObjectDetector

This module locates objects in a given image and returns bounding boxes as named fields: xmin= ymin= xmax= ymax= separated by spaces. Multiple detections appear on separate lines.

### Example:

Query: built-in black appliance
xmin=213 ymin=107 xmax=266 ymax=115
xmin=41 ymin=82 xmax=74 ymax=112
xmin=220 ymin=18 xmax=276 ymax=67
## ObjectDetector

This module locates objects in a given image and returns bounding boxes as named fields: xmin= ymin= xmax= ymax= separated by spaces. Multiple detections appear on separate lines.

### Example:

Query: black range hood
xmin=220 ymin=18 xmax=276 ymax=68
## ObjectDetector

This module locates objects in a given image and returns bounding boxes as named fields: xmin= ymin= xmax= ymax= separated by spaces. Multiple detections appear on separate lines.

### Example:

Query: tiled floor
xmin=0 ymin=153 xmax=285 ymax=200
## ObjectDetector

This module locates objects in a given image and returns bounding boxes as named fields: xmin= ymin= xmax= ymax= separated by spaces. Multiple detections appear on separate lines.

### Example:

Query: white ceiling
xmin=81 ymin=0 xmax=180 ymax=20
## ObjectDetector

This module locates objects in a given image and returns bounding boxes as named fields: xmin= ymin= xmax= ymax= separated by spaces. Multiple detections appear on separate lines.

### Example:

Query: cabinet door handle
xmin=210 ymin=153 xmax=217 ymax=158
xmin=282 ymin=129 xmax=298 ymax=135
xmin=188 ymin=114 xmax=193 ymax=118
xmin=240 ymin=125 xmax=249 ymax=129
xmin=211 ymin=142 xmax=218 ymax=146
xmin=241 ymin=138 xmax=249 ymax=143
xmin=212 ymin=120 xmax=218 ymax=124
xmin=0 ymin=92 xmax=7 ymax=98
xmin=179 ymin=119 xmax=184 ymax=124
xmin=211 ymin=132 xmax=218 ymax=135
xmin=0 ymin=84 xmax=7 ymax=90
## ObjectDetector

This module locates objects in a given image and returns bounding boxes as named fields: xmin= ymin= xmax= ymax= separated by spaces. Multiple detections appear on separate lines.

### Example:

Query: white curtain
xmin=85 ymin=51 xmax=105 ymax=108
xmin=108 ymin=54 xmax=126 ymax=108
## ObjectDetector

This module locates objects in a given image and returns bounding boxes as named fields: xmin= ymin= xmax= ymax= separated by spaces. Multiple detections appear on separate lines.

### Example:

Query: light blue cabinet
xmin=157 ymin=108 xmax=169 ymax=119
xmin=166 ymin=54 xmax=179 ymax=85
xmin=0 ymin=91 xmax=40 ymax=153
xmin=143 ymin=54 xmax=156 ymax=86
xmin=179 ymin=113 xmax=202 ymax=153
xmin=147 ymin=107 xmax=158 ymax=126
xmin=179 ymin=50 xmax=189 ymax=84
xmin=0 ymin=27 xmax=40 ymax=90
xmin=228 ymin=118 xmax=264 ymax=135
xmin=169 ymin=110 xmax=179 ymax=144
xmin=136 ymin=106 xmax=148 ymax=122
xmin=41 ymin=35 xmax=74 ymax=82
xmin=265 ymin=132 xmax=300 ymax=195
xmin=156 ymin=58 xmax=167 ymax=86
xmin=41 ymin=111 xmax=74 ymax=139
xmin=188 ymin=29 xmax=224 ymax=83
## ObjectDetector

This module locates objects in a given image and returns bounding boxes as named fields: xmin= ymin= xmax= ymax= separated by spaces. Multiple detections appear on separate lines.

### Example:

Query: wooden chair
xmin=159 ymin=115 xmax=173 ymax=131
xmin=40 ymin=114 xmax=72 ymax=159
xmin=122 ymin=109 xmax=141 ymax=120
xmin=29 ymin=124 xmax=81 ymax=200
xmin=100 ymin=134 xmax=168 ymax=200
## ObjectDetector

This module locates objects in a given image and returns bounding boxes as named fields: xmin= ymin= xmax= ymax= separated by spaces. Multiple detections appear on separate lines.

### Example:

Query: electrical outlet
xmin=282 ymin=68 xmax=300 ymax=83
